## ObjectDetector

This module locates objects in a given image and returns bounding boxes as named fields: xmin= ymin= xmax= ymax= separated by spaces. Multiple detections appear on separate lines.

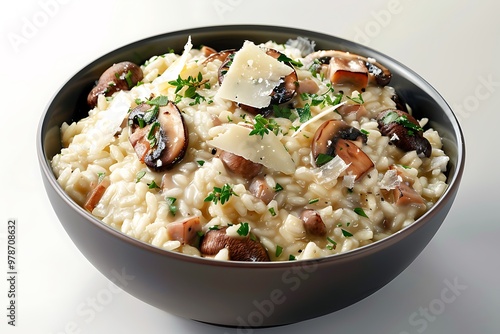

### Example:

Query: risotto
xmin=51 ymin=37 xmax=449 ymax=262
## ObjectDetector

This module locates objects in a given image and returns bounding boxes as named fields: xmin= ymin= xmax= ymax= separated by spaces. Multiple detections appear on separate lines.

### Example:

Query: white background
xmin=1 ymin=0 xmax=499 ymax=333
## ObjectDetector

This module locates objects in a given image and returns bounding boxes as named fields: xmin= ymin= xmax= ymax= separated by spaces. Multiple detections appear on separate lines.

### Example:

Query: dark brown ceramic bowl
xmin=37 ymin=25 xmax=465 ymax=328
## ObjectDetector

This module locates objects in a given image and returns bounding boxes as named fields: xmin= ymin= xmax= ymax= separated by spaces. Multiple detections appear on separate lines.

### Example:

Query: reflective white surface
xmin=1 ymin=0 xmax=498 ymax=333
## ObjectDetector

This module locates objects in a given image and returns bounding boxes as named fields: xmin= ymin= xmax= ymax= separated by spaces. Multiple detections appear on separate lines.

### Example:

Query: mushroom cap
xmin=200 ymin=227 xmax=270 ymax=262
xmin=87 ymin=61 xmax=143 ymax=108
xmin=312 ymin=119 xmax=374 ymax=180
xmin=377 ymin=109 xmax=432 ymax=158
xmin=128 ymin=101 xmax=188 ymax=171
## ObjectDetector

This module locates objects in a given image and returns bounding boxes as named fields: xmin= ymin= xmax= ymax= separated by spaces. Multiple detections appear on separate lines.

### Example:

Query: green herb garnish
xmin=249 ymin=114 xmax=280 ymax=138
xmin=296 ymin=103 xmax=312 ymax=123
xmin=277 ymin=54 xmax=303 ymax=67
xmin=354 ymin=207 xmax=369 ymax=218
xmin=136 ymin=170 xmax=146 ymax=183
xmin=237 ymin=222 xmax=250 ymax=236
xmin=341 ymin=229 xmax=353 ymax=237
xmin=274 ymin=183 xmax=284 ymax=192
xmin=275 ymin=245 xmax=283 ymax=257
xmin=165 ymin=197 xmax=177 ymax=216
xmin=326 ymin=237 xmax=337 ymax=250
xmin=204 ymin=183 xmax=237 ymax=205
xmin=315 ymin=153 xmax=334 ymax=166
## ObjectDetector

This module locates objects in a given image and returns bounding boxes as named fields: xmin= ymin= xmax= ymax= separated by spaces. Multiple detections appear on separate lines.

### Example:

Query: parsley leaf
xmin=341 ymin=229 xmax=353 ymax=237
xmin=315 ymin=153 xmax=334 ymax=166
xmin=165 ymin=197 xmax=177 ymax=216
xmin=354 ymin=207 xmax=369 ymax=218
xmin=249 ymin=114 xmax=280 ymax=138
xmin=237 ymin=222 xmax=250 ymax=236
xmin=296 ymin=103 xmax=312 ymax=123
xmin=204 ymin=183 xmax=237 ymax=205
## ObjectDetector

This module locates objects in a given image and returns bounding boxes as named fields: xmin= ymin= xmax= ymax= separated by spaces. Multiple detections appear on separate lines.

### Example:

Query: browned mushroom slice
xmin=84 ymin=177 xmax=110 ymax=212
xmin=218 ymin=48 xmax=298 ymax=116
xmin=87 ymin=61 xmax=143 ymax=108
xmin=249 ymin=177 xmax=274 ymax=204
xmin=312 ymin=120 xmax=374 ymax=180
xmin=219 ymin=150 xmax=263 ymax=179
xmin=336 ymin=104 xmax=368 ymax=119
xmin=128 ymin=101 xmax=188 ymax=171
xmin=200 ymin=227 xmax=270 ymax=262
xmin=305 ymin=50 xmax=391 ymax=87
xmin=205 ymin=49 xmax=235 ymax=65
xmin=377 ymin=109 xmax=431 ymax=158
xmin=328 ymin=56 xmax=369 ymax=90
xmin=393 ymin=181 xmax=426 ymax=208
xmin=300 ymin=209 xmax=327 ymax=236
xmin=166 ymin=216 xmax=202 ymax=244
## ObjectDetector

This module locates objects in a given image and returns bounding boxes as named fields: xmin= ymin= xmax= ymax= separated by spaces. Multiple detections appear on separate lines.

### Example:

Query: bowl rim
xmin=37 ymin=24 xmax=466 ymax=268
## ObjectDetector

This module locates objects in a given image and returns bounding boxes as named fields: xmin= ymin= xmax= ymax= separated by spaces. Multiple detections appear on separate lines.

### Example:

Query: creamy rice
xmin=51 ymin=38 xmax=449 ymax=261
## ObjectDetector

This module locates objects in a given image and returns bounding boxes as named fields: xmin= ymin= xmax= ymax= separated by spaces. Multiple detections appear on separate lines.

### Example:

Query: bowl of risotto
xmin=37 ymin=25 xmax=465 ymax=327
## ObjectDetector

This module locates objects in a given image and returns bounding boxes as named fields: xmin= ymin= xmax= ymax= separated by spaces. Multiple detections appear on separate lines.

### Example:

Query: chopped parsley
xmin=382 ymin=111 xmax=423 ymax=134
xmin=288 ymin=254 xmax=296 ymax=261
xmin=274 ymin=183 xmax=284 ymax=192
xmin=296 ymin=103 xmax=312 ymax=123
xmin=315 ymin=153 xmax=334 ymax=167
xmin=276 ymin=54 xmax=303 ymax=67
xmin=135 ymin=170 xmax=146 ymax=183
xmin=165 ymin=197 xmax=177 ymax=216
xmin=237 ymin=222 xmax=250 ymax=236
xmin=346 ymin=93 xmax=365 ymax=104
xmin=273 ymin=105 xmax=296 ymax=121
xmin=354 ymin=207 xmax=369 ymax=218
xmin=147 ymin=180 xmax=159 ymax=189
xmin=168 ymin=72 xmax=208 ymax=105
xmin=249 ymin=114 xmax=280 ymax=138
xmin=326 ymin=237 xmax=337 ymax=250
xmin=275 ymin=245 xmax=283 ymax=257
xmin=204 ymin=183 xmax=237 ymax=205
xmin=341 ymin=229 xmax=353 ymax=237
xmin=268 ymin=207 xmax=277 ymax=216
xmin=308 ymin=198 xmax=319 ymax=204
xmin=197 ymin=160 xmax=205 ymax=166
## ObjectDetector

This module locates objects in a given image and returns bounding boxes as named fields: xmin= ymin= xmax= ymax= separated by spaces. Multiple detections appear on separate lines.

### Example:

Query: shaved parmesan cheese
xmin=87 ymin=91 xmax=131 ymax=154
xmin=379 ymin=169 xmax=402 ymax=190
xmin=291 ymin=102 xmax=346 ymax=137
xmin=153 ymin=36 xmax=193 ymax=90
xmin=207 ymin=124 xmax=295 ymax=175
xmin=313 ymin=155 xmax=350 ymax=185
xmin=215 ymin=41 xmax=293 ymax=108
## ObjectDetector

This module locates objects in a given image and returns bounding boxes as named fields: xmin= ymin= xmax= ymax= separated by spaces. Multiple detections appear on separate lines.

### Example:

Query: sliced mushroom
xmin=300 ymin=209 xmax=327 ymax=236
xmin=249 ymin=176 xmax=274 ymax=204
xmin=204 ymin=49 xmax=235 ymax=65
xmin=304 ymin=50 xmax=391 ymax=88
xmin=392 ymin=181 xmax=426 ymax=208
xmin=166 ymin=216 xmax=202 ymax=245
xmin=128 ymin=101 xmax=188 ymax=171
xmin=377 ymin=109 xmax=431 ymax=158
xmin=87 ymin=61 xmax=143 ymax=108
xmin=200 ymin=227 xmax=270 ymax=262
xmin=312 ymin=120 xmax=374 ymax=180
xmin=296 ymin=78 xmax=320 ymax=95
xmin=84 ymin=177 xmax=110 ymax=212
xmin=336 ymin=104 xmax=368 ymax=120
xmin=219 ymin=150 xmax=263 ymax=179
xmin=218 ymin=48 xmax=298 ymax=116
